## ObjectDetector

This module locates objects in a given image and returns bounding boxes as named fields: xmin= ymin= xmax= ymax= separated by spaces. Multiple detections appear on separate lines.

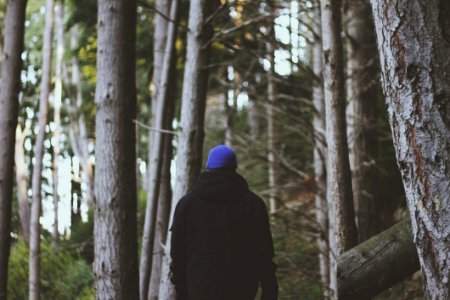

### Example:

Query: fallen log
xmin=337 ymin=219 xmax=420 ymax=299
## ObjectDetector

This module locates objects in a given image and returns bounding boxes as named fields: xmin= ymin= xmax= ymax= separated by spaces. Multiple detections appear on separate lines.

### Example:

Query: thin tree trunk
xmin=312 ymin=1 xmax=329 ymax=297
xmin=0 ymin=0 xmax=27 ymax=298
xmin=247 ymin=98 xmax=260 ymax=139
xmin=145 ymin=0 xmax=169 ymax=184
xmin=147 ymin=21 xmax=179 ymax=299
xmin=140 ymin=1 xmax=179 ymax=299
xmin=69 ymin=157 xmax=82 ymax=228
xmin=15 ymin=124 xmax=31 ymax=240
xmin=370 ymin=1 xmax=450 ymax=298
xmin=94 ymin=0 xmax=139 ymax=298
xmin=147 ymin=90 xmax=176 ymax=300
xmin=149 ymin=0 xmax=170 ymax=140
xmin=158 ymin=1 xmax=219 ymax=299
xmin=320 ymin=0 xmax=358 ymax=297
xmin=69 ymin=25 xmax=94 ymax=207
xmin=51 ymin=0 xmax=65 ymax=248
xmin=139 ymin=0 xmax=170 ymax=300
xmin=223 ymin=67 xmax=235 ymax=147
xmin=345 ymin=0 xmax=380 ymax=242
xmin=223 ymin=94 xmax=234 ymax=146
xmin=266 ymin=20 xmax=278 ymax=214
xmin=30 ymin=0 xmax=54 ymax=299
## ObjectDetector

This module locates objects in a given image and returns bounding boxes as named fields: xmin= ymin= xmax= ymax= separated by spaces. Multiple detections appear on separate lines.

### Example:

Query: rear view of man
xmin=170 ymin=145 xmax=278 ymax=300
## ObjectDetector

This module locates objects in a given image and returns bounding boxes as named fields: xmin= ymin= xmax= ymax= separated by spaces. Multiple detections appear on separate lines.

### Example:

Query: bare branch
xmin=133 ymin=119 xmax=178 ymax=135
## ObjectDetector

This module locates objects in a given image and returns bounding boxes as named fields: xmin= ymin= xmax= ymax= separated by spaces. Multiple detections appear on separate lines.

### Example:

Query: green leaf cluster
xmin=7 ymin=241 xmax=94 ymax=300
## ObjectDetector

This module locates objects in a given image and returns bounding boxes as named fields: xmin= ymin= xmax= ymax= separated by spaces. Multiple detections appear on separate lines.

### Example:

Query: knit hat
xmin=205 ymin=145 xmax=238 ymax=169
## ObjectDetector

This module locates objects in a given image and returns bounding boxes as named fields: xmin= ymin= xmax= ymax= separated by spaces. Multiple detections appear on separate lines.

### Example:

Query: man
xmin=170 ymin=145 xmax=278 ymax=300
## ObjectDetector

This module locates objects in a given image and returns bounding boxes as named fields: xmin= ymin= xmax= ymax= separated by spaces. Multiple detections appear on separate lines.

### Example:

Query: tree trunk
xmin=158 ymin=1 xmax=218 ymax=299
xmin=223 ymin=67 xmax=236 ymax=147
xmin=149 ymin=0 xmax=170 ymax=140
xmin=223 ymin=91 xmax=234 ymax=147
xmin=139 ymin=0 xmax=170 ymax=294
xmin=320 ymin=0 xmax=358 ymax=297
xmin=0 ymin=0 xmax=27 ymax=298
xmin=247 ymin=98 xmax=260 ymax=139
xmin=15 ymin=124 xmax=31 ymax=240
xmin=94 ymin=0 xmax=139 ymax=298
xmin=69 ymin=25 xmax=94 ymax=207
xmin=370 ymin=1 xmax=450 ymax=298
xmin=312 ymin=1 xmax=329 ymax=297
xmin=70 ymin=157 xmax=82 ymax=228
xmin=337 ymin=219 xmax=419 ymax=299
xmin=140 ymin=1 xmax=179 ymax=299
xmin=147 ymin=94 xmax=176 ymax=300
xmin=345 ymin=0 xmax=380 ymax=243
xmin=51 ymin=0 xmax=65 ymax=248
xmin=30 ymin=0 xmax=54 ymax=298
xmin=266 ymin=21 xmax=278 ymax=214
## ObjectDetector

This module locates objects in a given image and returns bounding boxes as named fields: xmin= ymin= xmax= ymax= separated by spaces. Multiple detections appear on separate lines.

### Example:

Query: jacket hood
xmin=190 ymin=170 xmax=249 ymax=203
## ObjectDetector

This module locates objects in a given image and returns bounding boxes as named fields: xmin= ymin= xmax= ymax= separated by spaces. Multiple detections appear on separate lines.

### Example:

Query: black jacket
xmin=170 ymin=170 xmax=278 ymax=300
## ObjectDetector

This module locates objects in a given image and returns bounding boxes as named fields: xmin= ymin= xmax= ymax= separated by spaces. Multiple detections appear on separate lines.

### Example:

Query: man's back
xmin=170 ymin=170 xmax=278 ymax=300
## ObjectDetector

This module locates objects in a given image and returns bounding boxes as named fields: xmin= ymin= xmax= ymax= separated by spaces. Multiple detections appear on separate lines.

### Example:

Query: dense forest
xmin=0 ymin=0 xmax=449 ymax=299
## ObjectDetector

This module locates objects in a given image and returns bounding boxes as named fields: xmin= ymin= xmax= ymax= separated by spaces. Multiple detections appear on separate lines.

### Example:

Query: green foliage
xmin=67 ymin=212 xmax=94 ymax=263
xmin=8 ymin=241 xmax=93 ymax=300
xmin=272 ymin=210 xmax=323 ymax=300
xmin=66 ymin=0 xmax=97 ymax=28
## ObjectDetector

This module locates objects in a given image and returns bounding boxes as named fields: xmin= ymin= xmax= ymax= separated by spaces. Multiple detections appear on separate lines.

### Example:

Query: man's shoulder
xmin=246 ymin=190 xmax=268 ymax=211
xmin=176 ymin=191 xmax=200 ymax=210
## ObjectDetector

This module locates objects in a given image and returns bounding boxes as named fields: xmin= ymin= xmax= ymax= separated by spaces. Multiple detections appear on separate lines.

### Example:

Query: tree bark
xmin=320 ymin=0 xmax=358 ymax=297
xmin=69 ymin=25 xmax=94 ymax=207
xmin=51 ymin=0 xmax=65 ymax=248
xmin=147 ymin=95 xmax=176 ymax=300
xmin=149 ymin=0 xmax=170 ymax=136
xmin=94 ymin=0 xmax=139 ymax=298
xmin=140 ymin=1 xmax=179 ymax=299
xmin=223 ymin=91 xmax=235 ymax=147
xmin=30 ymin=0 xmax=54 ymax=299
xmin=15 ymin=124 xmax=31 ymax=240
xmin=370 ymin=1 xmax=450 ymax=298
xmin=247 ymin=98 xmax=260 ymax=139
xmin=266 ymin=20 xmax=278 ymax=214
xmin=223 ymin=67 xmax=236 ymax=147
xmin=337 ymin=219 xmax=419 ymax=299
xmin=158 ymin=0 xmax=218 ymax=299
xmin=345 ymin=0 xmax=380 ymax=242
xmin=0 ymin=0 xmax=27 ymax=298
xmin=312 ymin=1 xmax=329 ymax=297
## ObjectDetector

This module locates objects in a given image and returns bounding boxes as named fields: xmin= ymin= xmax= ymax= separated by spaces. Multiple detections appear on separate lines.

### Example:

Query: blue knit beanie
xmin=205 ymin=145 xmax=237 ymax=169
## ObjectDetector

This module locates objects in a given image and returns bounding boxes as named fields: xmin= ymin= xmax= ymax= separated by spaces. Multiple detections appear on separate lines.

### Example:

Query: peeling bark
xmin=370 ymin=0 xmax=450 ymax=298
xmin=0 ymin=0 xmax=27 ymax=298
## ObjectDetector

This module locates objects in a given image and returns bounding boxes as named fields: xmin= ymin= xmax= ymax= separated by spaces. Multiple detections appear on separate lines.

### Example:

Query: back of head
xmin=205 ymin=145 xmax=238 ymax=171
